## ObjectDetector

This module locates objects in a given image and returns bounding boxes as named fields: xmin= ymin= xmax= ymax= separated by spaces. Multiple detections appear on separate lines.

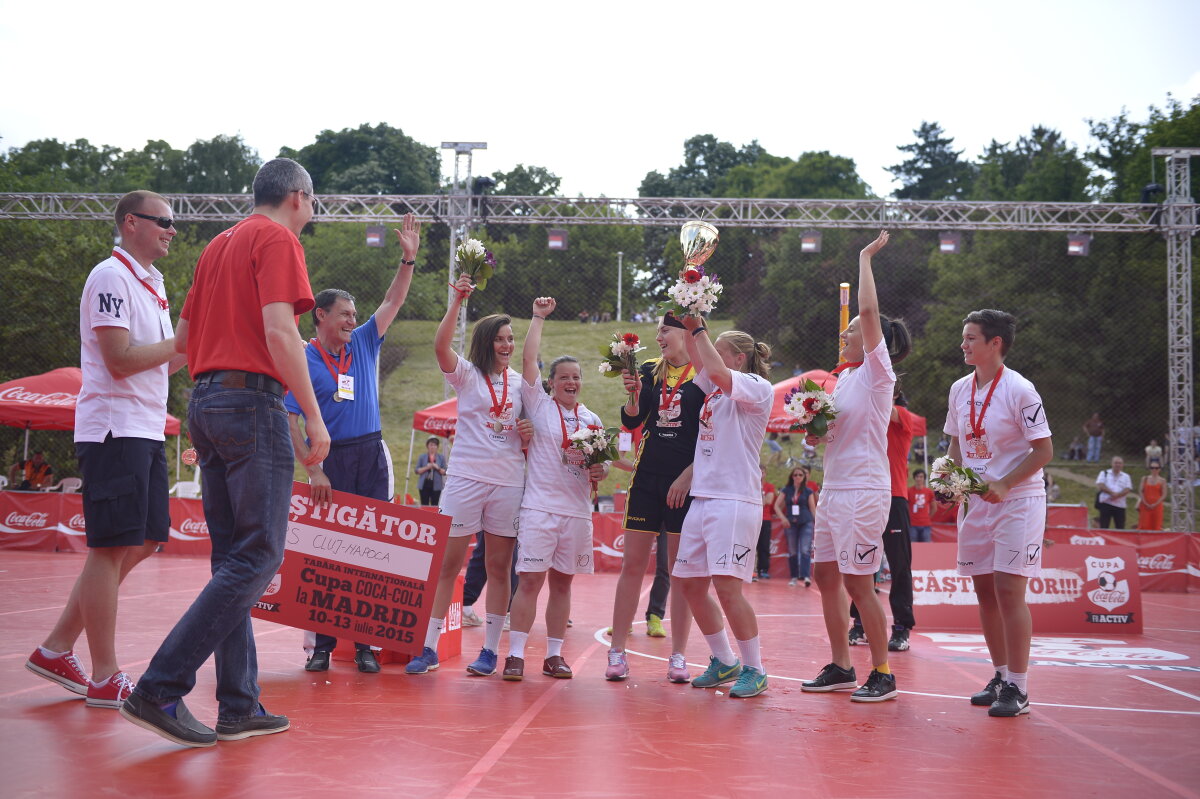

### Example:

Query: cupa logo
xmin=1086 ymin=555 xmax=1131 ymax=612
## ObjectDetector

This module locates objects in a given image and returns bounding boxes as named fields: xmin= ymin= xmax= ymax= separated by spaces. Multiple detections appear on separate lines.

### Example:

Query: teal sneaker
xmin=691 ymin=656 xmax=741 ymax=688
xmin=729 ymin=666 xmax=768 ymax=698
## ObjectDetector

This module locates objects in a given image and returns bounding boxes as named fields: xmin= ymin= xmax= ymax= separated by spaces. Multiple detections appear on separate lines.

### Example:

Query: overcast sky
xmin=2 ymin=0 xmax=1197 ymax=198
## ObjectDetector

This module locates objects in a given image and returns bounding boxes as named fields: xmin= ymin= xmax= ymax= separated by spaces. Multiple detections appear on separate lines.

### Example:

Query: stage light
xmin=1067 ymin=234 xmax=1092 ymax=256
xmin=938 ymin=232 xmax=961 ymax=254
xmin=365 ymin=225 xmax=386 ymax=248
xmin=800 ymin=230 xmax=822 ymax=253
xmin=548 ymin=229 xmax=568 ymax=250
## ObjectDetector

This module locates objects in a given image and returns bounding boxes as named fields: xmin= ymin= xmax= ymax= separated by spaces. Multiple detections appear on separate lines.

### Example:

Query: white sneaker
xmin=503 ymin=614 xmax=511 ymax=631
xmin=788 ymin=578 xmax=798 ymax=587
xmin=461 ymin=607 xmax=483 ymax=627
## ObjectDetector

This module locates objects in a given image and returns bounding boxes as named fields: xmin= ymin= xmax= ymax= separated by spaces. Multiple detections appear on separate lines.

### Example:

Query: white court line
xmin=1129 ymin=675 xmax=1200 ymax=702
xmin=1146 ymin=627 xmax=1200 ymax=634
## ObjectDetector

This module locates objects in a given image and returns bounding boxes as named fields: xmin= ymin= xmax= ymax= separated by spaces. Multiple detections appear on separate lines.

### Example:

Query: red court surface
xmin=1 ymin=551 xmax=1197 ymax=799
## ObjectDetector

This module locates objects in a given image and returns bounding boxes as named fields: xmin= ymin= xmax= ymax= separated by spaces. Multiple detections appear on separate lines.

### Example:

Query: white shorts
xmin=439 ymin=475 xmax=524 ymax=539
xmin=516 ymin=509 xmax=594 ymax=575
xmin=812 ymin=488 xmax=890 ymax=576
xmin=672 ymin=497 xmax=760 ymax=583
xmin=956 ymin=495 xmax=1046 ymax=577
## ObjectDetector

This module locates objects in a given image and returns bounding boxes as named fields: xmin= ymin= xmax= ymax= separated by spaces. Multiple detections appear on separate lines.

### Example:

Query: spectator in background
xmin=756 ymin=466 xmax=776 ymax=580
xmin=1083 ymin=413 xmax=1104 ymax=463
xmin=1095 ymin=456 xmax=1132 ymax=529
xmin=1144 ymin=439 xmax=1162 ymax=469
xmin=911 ymin=437 xmax=925 ymax=464
xmin=1044 ymin=473 xmax=1060 ymax=502
xmin=765 ymin=432 xmax=784 ymax=466
xmin=1066 ymin=436 xmax=1085 ymax=461
xmin=1136 ymin=461 xmax=1167 ymax=531
xmin=9 ymin=450 xmax=54 ymax=490
xmin=773 ymin=466 xmax=816 ymax=587
xmin=908 ymin=469 xmax=934 ymax=543
xmin=416 ymin=437 xmax=448 ymax=507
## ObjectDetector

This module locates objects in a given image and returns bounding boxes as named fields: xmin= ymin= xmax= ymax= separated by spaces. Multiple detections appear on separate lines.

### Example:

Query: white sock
xmin=39 ymin=646 xmax=69 ymax=659
xmin=424 ymin=617 xmax=444 ymax=651
xmin=703 ymin=630 xmax=737 ymax=665
xmin=546 ymin=637 xmax=564 ymax=658
xmin=508 ymin=630 xmax=528 ymax=659
xmin=735 ymin=636 xmax=763 ymax=673
xmin=997 ymin=664 xmax=1009 ymax=681
xmin=463 ymin=604 xmax=475 ymax=616
xmin=1008 ymin=671 xmax=1028 ymax=694
xmin=484 ymin=613 xmax=505 ymax=652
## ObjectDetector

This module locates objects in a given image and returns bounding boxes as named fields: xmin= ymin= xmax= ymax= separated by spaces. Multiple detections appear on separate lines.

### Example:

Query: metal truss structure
xmin=1154 ymin=148 xmax=1199 ymax=533
xmin=1 ymin=188 xmax=1196 ymax=528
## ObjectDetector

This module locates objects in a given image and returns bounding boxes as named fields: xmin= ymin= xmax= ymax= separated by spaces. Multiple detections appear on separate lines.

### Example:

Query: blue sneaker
xmin=466 ymin=648 xmax=498 ymax=676
xmin=404 ymin=647 xmax=440 ymax=674
xmin=691 ymin=656 xmax=741 ymax=688
xmin=729 ymin=666 xmax=768 ymax=698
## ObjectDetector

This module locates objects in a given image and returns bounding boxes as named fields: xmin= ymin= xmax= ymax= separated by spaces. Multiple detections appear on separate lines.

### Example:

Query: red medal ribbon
xmin=311 ymin=338 xmax=352 ymax=383
xmin=969 ymin=365 xmax=1004 ymax=441
xmin=486 ymin=369 xmax=509 ymax=423
xmin=658 ymin=362 xmax=693 ymax=420
xmin=111 ymin=249 xmax=168 ymax=310
xmin=554 ymin=399 xmax=582 ymax=450
xmin=829 ymin=360 xmax=863 ymax=375
xmin=700 ymin=387 xmax=722 ymax=428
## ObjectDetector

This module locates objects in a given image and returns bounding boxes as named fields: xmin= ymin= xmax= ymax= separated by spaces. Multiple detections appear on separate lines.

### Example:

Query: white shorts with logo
xmin=516 ymin=508 xmax=594 ymax=575
xmin=439 ymin=475 xmax=524 ymax=539
xmin=813 ymin=488 xmax=890 ymax=576
xmin=956 ymin=495 xmax=1046 ymax=577
xmin=672 ymin=497 xmax=760 ymax=583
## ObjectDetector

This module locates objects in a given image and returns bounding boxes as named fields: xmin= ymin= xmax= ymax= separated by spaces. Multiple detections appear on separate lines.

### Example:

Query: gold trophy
xmin=680 ymin=221 xmax=720 ymax=273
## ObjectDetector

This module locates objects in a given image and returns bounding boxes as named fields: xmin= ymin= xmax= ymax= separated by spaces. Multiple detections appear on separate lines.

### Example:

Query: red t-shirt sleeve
xmin=254 ymin=235 xmax=314 ymax=315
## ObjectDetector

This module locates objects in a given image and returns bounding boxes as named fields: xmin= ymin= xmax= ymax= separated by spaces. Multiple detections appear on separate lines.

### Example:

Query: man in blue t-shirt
xmin=285 ymin=214 xmax=421 ymax=673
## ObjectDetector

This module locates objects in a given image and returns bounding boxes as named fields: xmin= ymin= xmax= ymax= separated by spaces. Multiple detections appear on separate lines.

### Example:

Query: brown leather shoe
xmin=542 ymin=655 xmax=573 ymax=679
xmin=502 ymin=656 xmax=524 ymax=681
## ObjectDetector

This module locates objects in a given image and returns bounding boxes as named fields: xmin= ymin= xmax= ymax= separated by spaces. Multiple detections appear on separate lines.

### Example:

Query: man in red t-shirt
xmin=756 ymin=467 xmax=776 ymax=579
xmin=908 ymin=469 xmax=935 ymax=542
xmin=123 ymin=158 xmax=330 ymax=748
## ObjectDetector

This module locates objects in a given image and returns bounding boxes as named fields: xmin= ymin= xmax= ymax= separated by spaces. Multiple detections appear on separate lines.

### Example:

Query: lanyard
xmin=555 ymin=399 xmax=582 ymax=450
xmin=659 ymin=362 xmax=693 ymax=417
xmin=487 ymin=370 xmax=509 ymax=419
xmin=111 ymin=249 xmax=168 ymax=310
xmin=700 ymin=388 xmax=722 ymax=428
xmin=311 ymin=338 xmax=352 ymax=382
xmin=969 ymin=365 xmax=1004 ymax=440
xmin=830 ymin=360 xmax=862 ymax=375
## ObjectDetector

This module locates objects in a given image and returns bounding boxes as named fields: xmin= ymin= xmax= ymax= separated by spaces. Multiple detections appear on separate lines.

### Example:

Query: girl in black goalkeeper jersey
xmin=605 ymin=314 xmax=719 ymax=683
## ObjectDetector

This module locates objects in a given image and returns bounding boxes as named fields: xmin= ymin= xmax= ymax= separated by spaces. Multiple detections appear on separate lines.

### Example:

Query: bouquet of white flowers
xmin=659 ymin=265 xmax=723 ymax=318
xmin=567 ymin=425 xmax=620 ymax=467
xmin=782 ymin=379 xmax=838 ymax=437
xmin=455 ymin=238 xmax=496 ymax=290
xmin=929 ymin=456 xmax=987 ymax=508
xmin=597 ymin=332 xmax=646 ymax=399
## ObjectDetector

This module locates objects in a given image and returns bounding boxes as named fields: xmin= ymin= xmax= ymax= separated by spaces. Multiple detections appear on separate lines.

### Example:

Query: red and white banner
xmin=0 ymin=491 xmax=60 ymax=550
xmin=249 ymin=482 xmax=452 ymax=656
xmin=912 ymin=543 xmax=1144 ymax=633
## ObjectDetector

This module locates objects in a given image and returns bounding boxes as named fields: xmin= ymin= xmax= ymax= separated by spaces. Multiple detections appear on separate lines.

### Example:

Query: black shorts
xmin=76 ymin=435 xmax=170 ymax=548
xmin=623 ymin=470 xmax=693 ymax=536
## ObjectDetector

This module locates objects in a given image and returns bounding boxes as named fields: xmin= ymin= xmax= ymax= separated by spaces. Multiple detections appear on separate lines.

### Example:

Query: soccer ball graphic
xmin=1096 ymin=571 xmax=1117 ymax=590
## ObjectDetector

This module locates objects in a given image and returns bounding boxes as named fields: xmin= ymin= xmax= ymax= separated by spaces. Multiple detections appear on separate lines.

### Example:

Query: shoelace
xmin=669 ymin=654 xmax=686 ymax=669
xmin=608 ymin=651 xmax=624 ymax=666
xmin=112 ymin=673 xmax=135 ymax=695
xmin=63 ymin=654 xmax=88 ymax=681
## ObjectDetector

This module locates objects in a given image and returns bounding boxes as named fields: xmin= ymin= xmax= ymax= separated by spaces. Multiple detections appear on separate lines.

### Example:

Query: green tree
xmin=887 ymin=121 xmax=977 ymax=200
xmin=490 ymin=164 xmax=561 ymax=196
xmin=970 ymin=126 xmax=1089 ymax=202
xmin=283 ymin=123 xmax=439 ymax=195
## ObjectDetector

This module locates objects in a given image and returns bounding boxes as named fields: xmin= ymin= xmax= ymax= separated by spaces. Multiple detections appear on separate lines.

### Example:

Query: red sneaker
xmin=86 ymin=671 xmax=135 ymax=708
xmin=25 ymin=649 xmax=88 ymax=696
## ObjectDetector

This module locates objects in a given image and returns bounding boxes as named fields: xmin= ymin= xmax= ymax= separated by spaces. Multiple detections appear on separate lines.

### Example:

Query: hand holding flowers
xmin=659 ymin=264 xmax=723 ymax=318
xmin=782 ymin=379 xmax=838 ymax=438
xmin=598 ymin=332 xmax=646 ymax=399
xmin=455 ymin=237 xmax=496 ymax=291
xmin=929 ymin=456 xmax=987 ymax=509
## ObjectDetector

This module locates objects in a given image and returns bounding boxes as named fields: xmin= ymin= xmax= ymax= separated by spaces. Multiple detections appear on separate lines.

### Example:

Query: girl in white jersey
xmin=801 ymin=231 xmax=911 ymax=703
xmin=406 ymin=273 xmax=530 ymax=677
xmin=673 ymin=315 xmax=774 ymax=699
xmin=501 ymin=297 xmax=608 ymax=681
xmin=947 ymin=309 xmax=1052 ymax=718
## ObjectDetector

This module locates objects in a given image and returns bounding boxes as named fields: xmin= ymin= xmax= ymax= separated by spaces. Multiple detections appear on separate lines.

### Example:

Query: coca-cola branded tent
xmin=0 ymin=366 xmax=182 ymax=460
xmin=403 ymin=398 xmax=457 ymax=501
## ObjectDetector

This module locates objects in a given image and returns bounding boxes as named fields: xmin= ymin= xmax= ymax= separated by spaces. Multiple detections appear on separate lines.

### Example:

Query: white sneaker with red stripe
xmin=86 ymin=671 xmax=135 ymax=708
xmin=25 ymin=649 xmax=88 ymax=696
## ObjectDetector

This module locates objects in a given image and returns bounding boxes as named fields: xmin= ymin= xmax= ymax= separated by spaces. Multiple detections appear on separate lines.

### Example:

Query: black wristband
xmin=400 ymin=258 xmax=416 ymax=266
xmin=691 ymin=326 xmax=708 ymax=337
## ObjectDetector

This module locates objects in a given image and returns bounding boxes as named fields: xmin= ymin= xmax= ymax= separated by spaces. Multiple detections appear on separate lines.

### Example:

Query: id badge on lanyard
xmin=337 ymin=374 xmax=355 ymax=402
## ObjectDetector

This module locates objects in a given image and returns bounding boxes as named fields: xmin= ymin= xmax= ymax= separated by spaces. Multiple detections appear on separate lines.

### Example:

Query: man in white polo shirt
xmin=25 ymin=191 xmax=186 ymax=709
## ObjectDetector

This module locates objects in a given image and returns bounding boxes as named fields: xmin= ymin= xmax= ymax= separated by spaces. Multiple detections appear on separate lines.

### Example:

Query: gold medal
xmin=493 ymin=420 xmax=503 ymax=433
xmin=333 ymin=394 xmax=344 ymax=403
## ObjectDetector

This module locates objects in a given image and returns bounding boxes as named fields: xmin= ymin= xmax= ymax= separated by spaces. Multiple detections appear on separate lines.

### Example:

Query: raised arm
xmin=435 ymin=274 xmax=474 ymax=374
xmin=524 ymin=297 xmax=556 ymax=385
xmin=858 ymin=230 xmax=888 ymax=355
xmin=681 ymin=314 xmax=731 ymax=393
xmin=375 ymin=214 xmax=421 ymax=336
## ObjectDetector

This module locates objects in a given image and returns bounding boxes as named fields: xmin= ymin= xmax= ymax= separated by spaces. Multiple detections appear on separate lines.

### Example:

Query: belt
xmin=329 ymin=431 xmax=383 ymax=449
xmin=195 ymin=370 xmax=284 ymax=397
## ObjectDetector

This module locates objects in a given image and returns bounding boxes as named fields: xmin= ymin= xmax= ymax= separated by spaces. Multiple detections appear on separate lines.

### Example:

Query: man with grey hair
xmin=122 ymin=158 xmax=330 ymax=747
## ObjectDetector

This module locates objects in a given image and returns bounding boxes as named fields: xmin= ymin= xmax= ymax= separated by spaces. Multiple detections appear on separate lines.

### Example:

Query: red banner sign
xmin=250 ymin=482 xmax=452 ymax=656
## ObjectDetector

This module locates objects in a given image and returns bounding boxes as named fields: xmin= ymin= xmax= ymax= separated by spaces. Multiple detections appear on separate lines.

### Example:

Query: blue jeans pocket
xmin=201 ymin=406 xmax=257 ymax=463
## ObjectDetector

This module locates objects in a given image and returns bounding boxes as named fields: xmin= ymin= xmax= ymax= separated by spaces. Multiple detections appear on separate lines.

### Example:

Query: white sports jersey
xmin=443 ymin=358 xmax=525 ymax=487
xmin=76 ymin=247 xmax=173 ymax=443
xmin=519 ymin=380 xmax=601 ymax=519
xmin=822 ymin=339 xmax=895 ymax=491
xmin=691 ymin=369 xmax=773 ymax=504
xmin=944 ymin=366 xmax=1050 ymax=501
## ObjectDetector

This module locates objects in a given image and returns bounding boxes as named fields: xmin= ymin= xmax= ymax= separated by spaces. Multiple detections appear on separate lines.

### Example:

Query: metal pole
xmin=616 ymin=251 xmax=623 ymax=322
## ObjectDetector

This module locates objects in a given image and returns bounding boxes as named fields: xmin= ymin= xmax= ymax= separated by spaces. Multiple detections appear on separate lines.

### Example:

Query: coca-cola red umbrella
xmin=0 ymin=367 xmax=181 ymax=459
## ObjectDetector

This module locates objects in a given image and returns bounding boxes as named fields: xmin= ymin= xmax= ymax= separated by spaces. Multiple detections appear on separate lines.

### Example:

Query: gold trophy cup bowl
xmin=680 ymin=221 xmax=720 ymax=269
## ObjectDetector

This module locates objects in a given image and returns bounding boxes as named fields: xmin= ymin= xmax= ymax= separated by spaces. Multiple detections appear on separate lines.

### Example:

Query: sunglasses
xmin=130 ymin=212 xmax=176 ymax=230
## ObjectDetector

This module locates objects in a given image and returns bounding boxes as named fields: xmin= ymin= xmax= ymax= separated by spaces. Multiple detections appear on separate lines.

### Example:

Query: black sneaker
xmin=850 ymin=669 xmax=898 ymax=703
xmin=848 ymin=624 xmax=867 ymax=646
xmin=988 ymin=682 xmax=1030 ymax=717
xmin=120 ymin=693 xmax=217 ymax=748
xmin=304 ymin=650 xmax=331 ymax=672
xmin=887 ymin=627 xmax=910 ymax=652
xmin=801 ymin=663 xmax=858 ymax=692
xmin=355 ymin=650 xmax=381 ymax=673
xmin=970 ymin=671 xmax=1005 ymax=706
xmin=216 ymin=705 xmax=291 ymax=740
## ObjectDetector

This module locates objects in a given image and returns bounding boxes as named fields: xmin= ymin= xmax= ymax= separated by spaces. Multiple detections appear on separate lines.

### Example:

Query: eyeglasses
xmin=293 ymin=189 xmax=318 ymax=210
xmin=130 ymin=212 xmax=176 ymax=229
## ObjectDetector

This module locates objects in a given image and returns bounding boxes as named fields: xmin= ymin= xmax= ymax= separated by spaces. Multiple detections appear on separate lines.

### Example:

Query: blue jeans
xmin=1087 ymin=436 xmax=1103 ymax=462
xmin=785 ymin=520 xmax=813 ymax=580
xmin=910 ymin=525 xmax=933 ymax=543
xmin=133 ymin=382 xmax=294 ymax=723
